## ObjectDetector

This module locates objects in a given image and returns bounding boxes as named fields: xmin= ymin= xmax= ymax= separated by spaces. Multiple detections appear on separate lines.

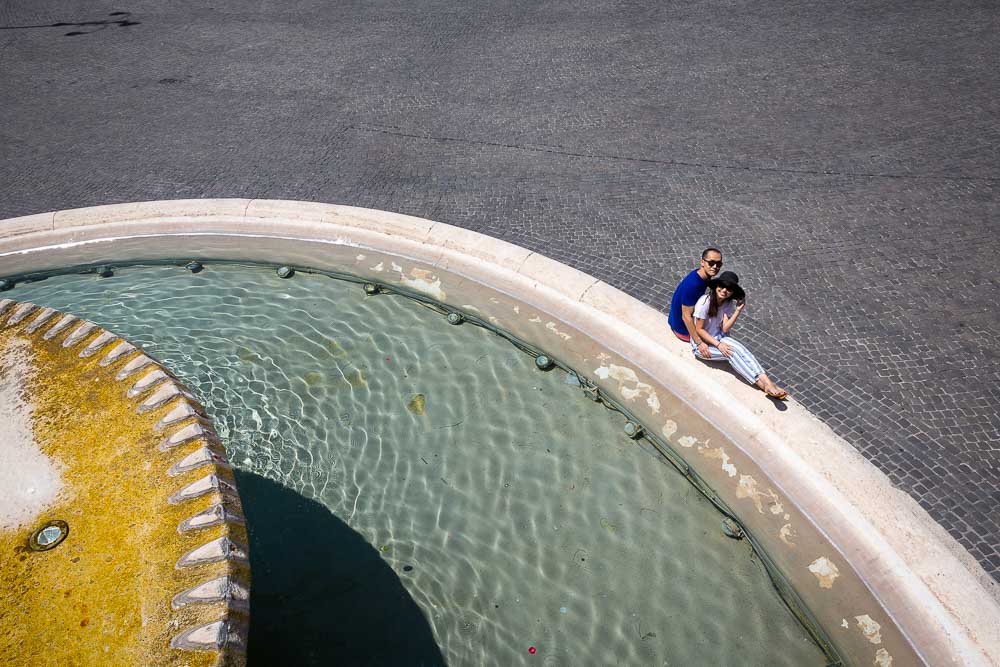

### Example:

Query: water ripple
xmin=12 ymin=264 xmax=827 ymax=666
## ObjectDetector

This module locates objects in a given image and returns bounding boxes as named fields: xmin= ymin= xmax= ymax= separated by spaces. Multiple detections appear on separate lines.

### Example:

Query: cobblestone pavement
xmin=2 ymin=0 xmax=998 ymax=580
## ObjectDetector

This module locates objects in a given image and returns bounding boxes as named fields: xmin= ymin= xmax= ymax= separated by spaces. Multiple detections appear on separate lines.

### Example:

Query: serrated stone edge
xmin=2 ymin=300 xmax=251 ymax=665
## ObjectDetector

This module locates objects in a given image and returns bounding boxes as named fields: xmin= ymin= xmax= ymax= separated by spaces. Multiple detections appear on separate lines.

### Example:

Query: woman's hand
xmin=721 ymin=300 xmax=745 ymax=335
xmin=718 ymin=342 xmax=734 ymax=358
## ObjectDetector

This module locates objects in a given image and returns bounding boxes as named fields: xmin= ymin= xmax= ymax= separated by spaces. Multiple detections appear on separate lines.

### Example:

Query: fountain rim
xmin=1 ymin=198 xmax=996 ymax=666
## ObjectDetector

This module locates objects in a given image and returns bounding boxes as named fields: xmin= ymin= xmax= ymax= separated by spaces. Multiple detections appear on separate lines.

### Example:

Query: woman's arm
xmin=694 ymin=318 xmax=722 ymax=348
xmin=695 ymin=319 xmax=734 ymax=357
xmin=721 ymin=301 xmax=745 ymax=334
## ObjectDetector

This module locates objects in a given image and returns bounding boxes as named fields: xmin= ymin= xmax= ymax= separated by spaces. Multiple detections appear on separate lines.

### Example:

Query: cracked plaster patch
xmin=677 ymin=434 xmax=697 ymax=448
xmin=701 ymin=445 xmax=738 ymax=478
xmin=593 ymin=364 xmax=660 ymax=413
xmin=779 ymin=523 xmax=796 ymax=546
xmin=401 ymin=268 xmax=446 ymax=301
xmin=808 ymin=556 xmax=840 ymax=589
xmin=736 ymin=474 xmax=784 ymax=514
xmin=874 ymin=648 xmax=892 ymax=666
xmin=855 ymin=615 xmax=882 ymax=645
xmin=370 ymin=261 xmax=447 ymax=300
xmin=661 ymin=420 xmax=677 ymax=440
xmin=544 ymin=321 xmax=572 ymax=340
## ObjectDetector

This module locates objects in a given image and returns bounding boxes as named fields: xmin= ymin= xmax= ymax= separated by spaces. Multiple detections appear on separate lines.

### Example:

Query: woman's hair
xmin=707 ymin=284 xmax=728 ymax=318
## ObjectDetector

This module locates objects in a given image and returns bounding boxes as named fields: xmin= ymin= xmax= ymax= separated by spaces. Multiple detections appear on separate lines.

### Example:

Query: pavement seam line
xmin=348 ymin=124 xmax=1000 ymax=184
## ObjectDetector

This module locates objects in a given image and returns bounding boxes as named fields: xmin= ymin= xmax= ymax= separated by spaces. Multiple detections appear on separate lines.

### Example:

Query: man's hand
xmin=697 ymin=342 xmax=710 ymax=358
xmin=718 ymin=342 xmax=733 ymax=358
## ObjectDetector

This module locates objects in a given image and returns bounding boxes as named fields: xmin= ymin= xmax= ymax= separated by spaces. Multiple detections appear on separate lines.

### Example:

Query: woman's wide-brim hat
xmin=707 ymin=271 xmax=745 ymax=300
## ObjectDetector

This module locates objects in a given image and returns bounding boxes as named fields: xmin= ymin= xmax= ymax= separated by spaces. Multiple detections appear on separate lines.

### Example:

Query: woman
xmin=691 ymin=271 xmax=788 ymax=400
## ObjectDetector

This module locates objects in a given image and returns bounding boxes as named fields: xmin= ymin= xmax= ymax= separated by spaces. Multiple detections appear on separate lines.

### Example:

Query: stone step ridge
xmin=0 ymin=298 xmax=251 ymax=666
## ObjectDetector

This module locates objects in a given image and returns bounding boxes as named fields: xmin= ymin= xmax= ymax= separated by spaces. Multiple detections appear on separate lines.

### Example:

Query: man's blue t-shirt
xmin=667 ymin=269 xmax=708 ymax=336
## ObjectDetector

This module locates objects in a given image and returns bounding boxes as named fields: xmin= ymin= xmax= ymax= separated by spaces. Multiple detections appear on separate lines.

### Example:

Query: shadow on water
xmin=235 ymin=470 xmax=446 ymax=667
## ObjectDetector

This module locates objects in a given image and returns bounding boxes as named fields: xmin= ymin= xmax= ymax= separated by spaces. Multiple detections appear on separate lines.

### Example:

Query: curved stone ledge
xmin=0 ymin=297 xmax=250 ymax=667
xmin=1 ymin=200 xmax=998 ymax=666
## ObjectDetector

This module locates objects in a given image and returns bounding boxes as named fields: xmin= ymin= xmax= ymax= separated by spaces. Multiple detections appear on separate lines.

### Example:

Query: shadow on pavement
xmin=235 ymin=469 xmax=446 ymax=666
xmin=0 ymin=12 xmax=139 ymax=36
xmin=694 ymin=358 xmax=790 ymax=410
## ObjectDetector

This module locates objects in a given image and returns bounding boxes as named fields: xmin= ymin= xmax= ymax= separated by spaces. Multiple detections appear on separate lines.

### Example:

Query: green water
xmin=11 ymin=264 xmax=827 ymax=666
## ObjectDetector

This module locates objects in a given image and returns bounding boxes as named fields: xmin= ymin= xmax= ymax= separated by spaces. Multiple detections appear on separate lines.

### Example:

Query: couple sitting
xmin=667 ymin=248 xmax=788 ymax=400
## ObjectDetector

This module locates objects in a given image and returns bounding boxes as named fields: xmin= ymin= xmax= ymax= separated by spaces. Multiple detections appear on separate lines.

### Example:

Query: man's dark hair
xmin=702 ymin=247 xmax=722 ymax=259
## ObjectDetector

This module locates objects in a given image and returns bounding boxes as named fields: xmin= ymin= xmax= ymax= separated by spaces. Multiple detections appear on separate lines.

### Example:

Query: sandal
xmin=766 ymin=388 xmax=789 ymax=401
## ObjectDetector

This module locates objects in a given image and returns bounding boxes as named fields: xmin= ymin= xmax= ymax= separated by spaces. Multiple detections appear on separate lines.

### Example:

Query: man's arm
xmin=681 ymin=304 xmax=710 ymax=358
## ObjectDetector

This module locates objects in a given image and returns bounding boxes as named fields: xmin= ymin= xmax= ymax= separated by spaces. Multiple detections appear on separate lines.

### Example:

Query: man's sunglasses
xmin=703 ymin=259 xmax=723 ymax=268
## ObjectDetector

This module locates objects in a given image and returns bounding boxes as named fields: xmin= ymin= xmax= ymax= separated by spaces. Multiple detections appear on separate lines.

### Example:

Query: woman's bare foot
xmin=756 ymin=374 xmax=788 ymax=400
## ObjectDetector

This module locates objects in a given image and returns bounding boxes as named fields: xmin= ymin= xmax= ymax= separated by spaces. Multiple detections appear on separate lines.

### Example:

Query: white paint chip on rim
xmin=128 ymin=369 xmax=169 ymax=397
xmin=99 ymin=340 xmax=136 ymax=366
xmin=42 ymin=313 xmax=77 ymax=340
xmin=79 ymin=330 xmax=118 ymax=357
xmin=62 ymin=321 xmax=97 ymax=347
xmin=116 ymin=353 xmax=154 ymax=380
xmin=24 ymin=307 xmax=57 ymax=333
xmin=169 ymin=620 xmax=225 ymax=649
xmin=6 ymin=302 xmax=38 ymax=326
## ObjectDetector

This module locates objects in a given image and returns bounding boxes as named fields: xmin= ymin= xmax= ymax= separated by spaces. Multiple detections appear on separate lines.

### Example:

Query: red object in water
xmin=528 ymin=647 xmax=536 ymax=655
xmin=385 ymin=357 xmax=391 ymax=362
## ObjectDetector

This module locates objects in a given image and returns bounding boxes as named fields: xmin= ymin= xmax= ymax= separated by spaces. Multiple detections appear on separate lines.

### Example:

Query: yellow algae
xmin=345 ymin=367 xmax=367 ymax=389
xmin=326 ymin=339 xmax=348 ymax=360
xmin=303 ymin=370 xmax=323 ymax=386
xmin=237 ymin=347 xmax=261 ymax=364
xmin=0 ymin=322 xmax=247 ymax=666
xmin=407 ymin=393 xmax=426 ymax=416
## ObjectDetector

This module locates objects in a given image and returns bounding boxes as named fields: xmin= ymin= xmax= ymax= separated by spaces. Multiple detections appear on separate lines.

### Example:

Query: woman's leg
xmin=715 ymin=336 xmax=764 ymax=383
xmin=719 ymin=337 xmax=788 ymax=397
xmin=691 ymin=339 xmax=759 ymax=384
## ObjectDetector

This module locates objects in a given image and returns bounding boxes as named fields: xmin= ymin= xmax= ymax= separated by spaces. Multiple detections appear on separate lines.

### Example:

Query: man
xmin=667 ymin=247 xmax=723 ymax=359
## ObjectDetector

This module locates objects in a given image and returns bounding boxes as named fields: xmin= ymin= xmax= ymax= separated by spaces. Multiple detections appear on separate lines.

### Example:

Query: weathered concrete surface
xmin=0 ymin=301 xmax=249 ymax=666
xmin=0 ymin=0 xmax=997 ymax=587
